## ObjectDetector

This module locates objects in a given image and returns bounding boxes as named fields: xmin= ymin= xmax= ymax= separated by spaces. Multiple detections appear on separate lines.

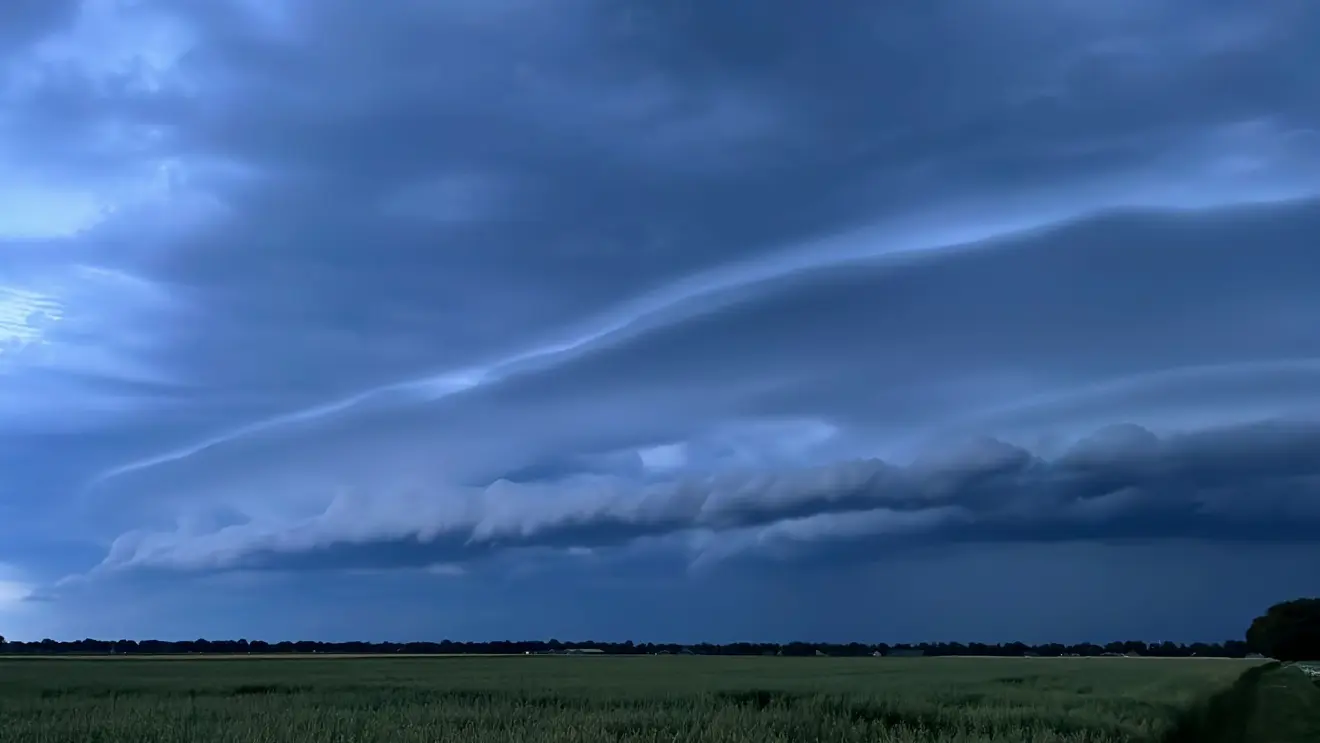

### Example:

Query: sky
xmin=1 ymin=0 xmax=1319 ymax=645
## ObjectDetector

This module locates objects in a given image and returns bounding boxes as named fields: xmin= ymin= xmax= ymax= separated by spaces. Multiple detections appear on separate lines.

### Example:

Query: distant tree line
xmin=0 ymin=637 xmax=1255 ymax=658
xmin=1 ymin=598 xmax=1310 ymax=659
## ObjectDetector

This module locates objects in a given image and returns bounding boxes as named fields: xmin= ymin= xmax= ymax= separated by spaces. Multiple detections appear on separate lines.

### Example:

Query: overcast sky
xmin=2 ymin=0 xmax=1319 ymax=644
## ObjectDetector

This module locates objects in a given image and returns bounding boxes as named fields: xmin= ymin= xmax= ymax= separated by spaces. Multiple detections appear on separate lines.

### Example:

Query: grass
xmin=0 ymin=655 xmax=1274 ymax=743
xmin=1237 ymin=663 xmax=1320 ymax=743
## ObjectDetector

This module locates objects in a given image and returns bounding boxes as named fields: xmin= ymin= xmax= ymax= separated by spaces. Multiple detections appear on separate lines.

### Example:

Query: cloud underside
xmin=98 ymin=419 xmax=1320 ymax=574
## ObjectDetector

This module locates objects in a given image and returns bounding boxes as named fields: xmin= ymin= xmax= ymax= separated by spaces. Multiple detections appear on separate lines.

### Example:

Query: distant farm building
xmin=563 ymin=648 xmax=604 ymax=655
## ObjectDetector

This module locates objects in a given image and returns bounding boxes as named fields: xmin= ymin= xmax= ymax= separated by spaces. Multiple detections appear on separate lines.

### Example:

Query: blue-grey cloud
xmin=88 ymin=419 xmax=1320 ymax=576
xmin=0 ymin=0 xmax=79 ymax=54
xmin=2 ymin=0 xmax=1319 ymax=641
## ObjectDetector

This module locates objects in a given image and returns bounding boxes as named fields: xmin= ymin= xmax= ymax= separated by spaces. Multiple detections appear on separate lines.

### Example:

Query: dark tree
xmin=1246 ymin=598 xmax=1320 ymax=661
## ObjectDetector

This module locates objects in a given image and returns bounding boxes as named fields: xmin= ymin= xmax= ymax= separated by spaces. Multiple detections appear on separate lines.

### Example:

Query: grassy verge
xmin=1244 ymin=663 xmax=1320 ymax=743
xmin=1160 ymin=662 xmax=1273 ymax=743
xmin=1161 ymin=661 xmax=1320 ymax=743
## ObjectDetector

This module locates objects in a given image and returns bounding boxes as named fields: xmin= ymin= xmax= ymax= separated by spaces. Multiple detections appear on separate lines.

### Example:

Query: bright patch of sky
xmin=638 ymin=443 xmax=687 ymax=472
xmin=0 ymin=285 xmax=62 ymax=361
xmin=0 ymin=181 xmax=105 ymax=239
xmin=0 ymin=0 xmax=197 ymax=240
xmin=0 ymin=564 xmax=35 ymax=620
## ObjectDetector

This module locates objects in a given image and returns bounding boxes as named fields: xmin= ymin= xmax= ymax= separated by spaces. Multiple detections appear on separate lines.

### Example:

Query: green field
xmin=0 ymin=655 xmax=1285 ymax=743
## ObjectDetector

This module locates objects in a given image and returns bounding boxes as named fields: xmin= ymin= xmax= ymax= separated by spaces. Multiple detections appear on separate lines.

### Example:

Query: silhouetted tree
xmin=1247 ymin=597 xmax=1320 ymax=661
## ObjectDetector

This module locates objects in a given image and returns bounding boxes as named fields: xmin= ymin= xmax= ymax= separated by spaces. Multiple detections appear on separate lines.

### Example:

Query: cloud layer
xmin=1 ymin=0 xmax=1318 ymax=641
xmin=92 ymin=420 xmax=1320 ymax=575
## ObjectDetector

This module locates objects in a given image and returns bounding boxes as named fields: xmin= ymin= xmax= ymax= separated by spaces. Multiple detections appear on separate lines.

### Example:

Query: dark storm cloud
xmin=92 ymin=419 xmax=1320 ymax=574
xmin=449 ymin=198 xmax=1320 ymax=423
xmin=4 ymin=0 xmax=1320 ymax=639
xmin=73 ymin=194 xmax=1320 ymax=584
xmin=25 ymin=0 xmax=1311 ymax=405
xmin=79 ymin=190 xmax=1320 ymax=496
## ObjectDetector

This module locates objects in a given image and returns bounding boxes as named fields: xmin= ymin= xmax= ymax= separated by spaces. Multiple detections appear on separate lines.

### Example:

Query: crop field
xmin=0 ymin=655 xmax=1277 ymax=743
